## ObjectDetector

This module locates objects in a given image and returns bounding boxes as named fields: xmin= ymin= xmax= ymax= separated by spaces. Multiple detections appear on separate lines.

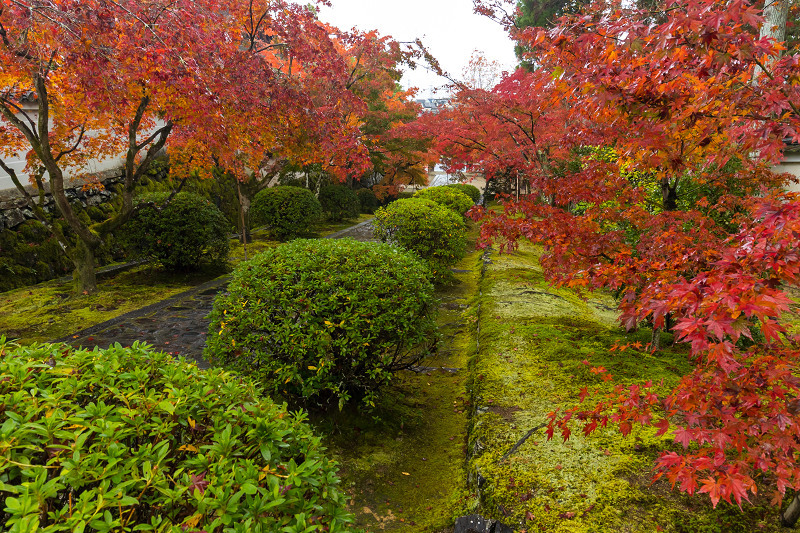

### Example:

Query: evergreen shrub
xmin=120 ymin=191 xmax=230 ymax=271
xmin=250 ymin=186 xmax=321 ymax=241
xmin=205 ymin=238 xmax=437 ymax=410
xmin=413 ymin=186 xmax=474 ymax=214
xmin=356 ymin=188 xmax=379 ymax=214
xmin=445 ymin=183 xmax=481 ymax=203
xmin=318 ymin=185 xmax=360 ymax=222
xmin=0 ymin=339 xmax=354 ymax=533
xmin=372 ymin=198 xmax=468 ymax=283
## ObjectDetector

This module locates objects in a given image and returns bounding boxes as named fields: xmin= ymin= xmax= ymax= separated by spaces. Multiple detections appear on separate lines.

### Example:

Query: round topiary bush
xmin=120 ymin=191 xmax=230 ymax=271
xmin=413 ymin=186 xmax=474 ymax=215
xmin=205 ymin=238 xmax=437 ymax=410
xmin=251 ymin=185 xmax=322 ymax=241
xmin=445 ymin=183 xmax=481 ymax=204
xmin=318 ymin=185 xmax=360 ymax=222
xmin=0 ymin=338 xmax=354 ymax=533
xmin=356 ymin=188 xmax=379 ymax=214
xmin=372 ymin=198 xmax=468 ymax=283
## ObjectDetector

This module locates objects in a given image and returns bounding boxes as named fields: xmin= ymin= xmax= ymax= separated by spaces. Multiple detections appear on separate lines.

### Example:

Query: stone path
xmin=55 ymin=220 xmax=377 ymax=366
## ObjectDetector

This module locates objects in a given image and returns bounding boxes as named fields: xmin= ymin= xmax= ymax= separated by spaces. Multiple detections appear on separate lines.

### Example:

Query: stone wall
xmin=0 ymin=163 xmax=170 ymax=232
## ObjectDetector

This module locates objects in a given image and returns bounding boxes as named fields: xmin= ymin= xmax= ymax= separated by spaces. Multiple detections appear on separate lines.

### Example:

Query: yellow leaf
xmin=401 ymin=472 xmax=410 ymax=476
xmin=308 ymin=365 xmax=317 ymax=370
xmin=188 ymin=416 xmax=196 ymax=429
xmin=182 ymin=515 xmax=202 ymax=529
xmin=178 ymin=444 xmax=198 ymax=452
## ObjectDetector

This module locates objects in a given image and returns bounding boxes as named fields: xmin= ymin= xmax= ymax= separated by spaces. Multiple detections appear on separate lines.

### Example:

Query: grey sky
xmin=317 ymin=0 xmax=518 ymax=97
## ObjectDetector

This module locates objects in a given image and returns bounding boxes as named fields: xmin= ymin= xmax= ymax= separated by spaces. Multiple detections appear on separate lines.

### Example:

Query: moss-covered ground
xmin=310 ymin=248 xmax=484 ymax=532
xmin=469 ymin=242 xmax=783 ymax=532
xmin=0 ymin=215 xmax=372 ymax=343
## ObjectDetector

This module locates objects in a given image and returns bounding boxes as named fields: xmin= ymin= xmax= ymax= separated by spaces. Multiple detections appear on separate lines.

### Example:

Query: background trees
xmin=0 ymin=0 xmax=428 ymax=293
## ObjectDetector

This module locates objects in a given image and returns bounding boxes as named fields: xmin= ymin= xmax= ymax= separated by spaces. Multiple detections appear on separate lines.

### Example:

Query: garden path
xmin=54 ymin=220 xmax=378 ymax=367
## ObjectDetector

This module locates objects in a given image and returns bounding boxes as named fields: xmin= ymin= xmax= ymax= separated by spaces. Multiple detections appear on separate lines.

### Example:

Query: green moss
xmin=467 ymin=242 xmax=782 ymax=532
xmin=0 ymin=265 xmax=225 ymax=343
xmin=310 ymin=246 xmax=485 ymax=532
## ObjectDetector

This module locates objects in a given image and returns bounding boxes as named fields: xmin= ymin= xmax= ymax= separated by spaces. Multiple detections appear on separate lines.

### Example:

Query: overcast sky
xmin=317 ymin=0 xmax=518 ymax=98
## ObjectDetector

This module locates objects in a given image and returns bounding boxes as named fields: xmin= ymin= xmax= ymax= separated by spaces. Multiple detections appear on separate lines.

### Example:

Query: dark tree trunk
xmin=72 ymin=239 xmax=98 ymax=294
xmin=661 ymin=179 xmax=678 ymax=211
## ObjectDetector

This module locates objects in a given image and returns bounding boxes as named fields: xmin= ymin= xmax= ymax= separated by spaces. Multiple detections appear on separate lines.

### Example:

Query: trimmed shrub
xmin=205 ymin=238 xmax=437 ymax=410
xmin=318 ymin=185 xmax=360 ymax=222
xmin=0 ymin=338 xmax=354 ymax=533
xmin=120 ymin=191 xmax=230 ymax=271
xmin=251 ymin=186 xmax=321 ymax=241
xmin=445 ymin=183 xmax=481 ymax=203
xmin=372 ymin=198 xmax=468 ymax=283
xmin=413 ymin=186 xmax=474 ymax=214
xmin=356 ymin=188 xmax=379 ymax=214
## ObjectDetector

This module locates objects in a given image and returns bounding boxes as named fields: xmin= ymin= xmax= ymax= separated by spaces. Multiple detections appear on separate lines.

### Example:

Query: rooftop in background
xmin=415 ymin=98 xmax=452 ymax=114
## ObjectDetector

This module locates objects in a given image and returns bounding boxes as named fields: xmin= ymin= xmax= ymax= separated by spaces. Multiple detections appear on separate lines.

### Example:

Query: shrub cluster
xmin=372 ymin=198 xmax=468 ymax=283
xmin=120 ymin=192 xmax=230 ymax=271
xmin=413 ymin=186 xmax=474 ymax=214
xmin=318 ymin=185 xmax=360 ymax=222
xmin=205 ymin=238 xmax=437 ymax=410
xmin=0 ymin=339 xmax=354 ymax=533
xmin=250 ymin=186 xmax=322 ymax=241
xmin=356 ymin=188 xmax=379 ymax=214
xmin=445 ymin=183 xmax=481 ymax=203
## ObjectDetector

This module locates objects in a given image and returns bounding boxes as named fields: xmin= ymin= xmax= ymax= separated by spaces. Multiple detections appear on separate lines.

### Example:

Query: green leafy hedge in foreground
xmin=0 ymin=339 xmax=354 ymax=533
xmin=206 ymin=238 xmax=438 ymax=411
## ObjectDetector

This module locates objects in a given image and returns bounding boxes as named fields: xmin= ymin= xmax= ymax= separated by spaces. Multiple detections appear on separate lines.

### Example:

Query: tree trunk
xmin=651 ymin=325 xmax=662 ymax=351
xmin=782 ymin=494 xmax=800 ymax=527
xmin=236 ymin=179 xmax=249 ymax=260
xmin=754 ymin=0 xmax=789 ymax=80
xmin=73 ymin=240 xmax=98 ymax=294
xmin=661 ymin=179 xmax=678 ymax=211
xmin=762 ymin=0 xmax=789 ymax=43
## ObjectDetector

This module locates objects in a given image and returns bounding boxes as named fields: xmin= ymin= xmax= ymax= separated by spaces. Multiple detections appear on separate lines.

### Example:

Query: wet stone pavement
xmin=55 ymin=220 xmax=378 ymax=367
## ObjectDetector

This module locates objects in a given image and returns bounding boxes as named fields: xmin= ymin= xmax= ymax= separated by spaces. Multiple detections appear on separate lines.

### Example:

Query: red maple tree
xmin=424 ymin=0 xmax=800 ymax=522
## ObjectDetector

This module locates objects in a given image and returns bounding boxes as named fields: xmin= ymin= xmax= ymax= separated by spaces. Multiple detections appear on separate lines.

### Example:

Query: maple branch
xmin=7 ymin=0 xmax=81 ymax=40
xmin=246 ymin=0 xmax=271 ymax=52
xmin=106 ymin=0 xmax=204 ymax=91
xmin=253 ymin=42 xmax=288 ymax=54
xmin=135 ymin=122 xmax=171 ymax=152
xmin=0 ymin=94 xmax=38 ymax=133
xmin=54 ymin=124 xmax=86 ymax=162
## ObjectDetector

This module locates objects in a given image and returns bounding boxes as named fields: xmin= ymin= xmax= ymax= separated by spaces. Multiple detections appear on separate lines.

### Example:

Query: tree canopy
xmin=421 ymin=0 xmax=800 ymax=521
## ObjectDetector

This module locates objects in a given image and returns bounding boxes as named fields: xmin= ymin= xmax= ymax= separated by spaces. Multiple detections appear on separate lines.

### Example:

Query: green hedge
xmin=372 ymin=198 xmax=468 ymax=283
xmin=319 ymin=185 xmax=360 ymax=222
xmin=120 ymin=192 xmax=230 ymax=271
xmin=251 ymin=186 xmax=322 ymax=241
xmin=445 ymin=183 xmax=481 ymax=203
xmin=205 ymin=239 xmax=437 ymax=411
xmin=0 ymin=339 xmax=354 ymax=533
xmin=413 ymin=187 xmax=474 ymax=214
xmin=356 ymin=188 xmax=379 ymax=214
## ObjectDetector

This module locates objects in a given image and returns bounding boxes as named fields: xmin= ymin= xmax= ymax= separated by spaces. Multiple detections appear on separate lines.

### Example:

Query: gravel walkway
xmin=55 ymin=220 xmax=377 ymax=365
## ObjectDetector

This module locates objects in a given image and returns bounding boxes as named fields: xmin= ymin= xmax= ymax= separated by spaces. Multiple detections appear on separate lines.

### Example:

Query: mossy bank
xmin=467 ymin=242 xmax=783 ymax=532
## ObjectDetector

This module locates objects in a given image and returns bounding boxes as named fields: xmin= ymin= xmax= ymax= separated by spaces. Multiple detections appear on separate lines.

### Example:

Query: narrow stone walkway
xmin=55 ymin=220 xmax=377 ymax=366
